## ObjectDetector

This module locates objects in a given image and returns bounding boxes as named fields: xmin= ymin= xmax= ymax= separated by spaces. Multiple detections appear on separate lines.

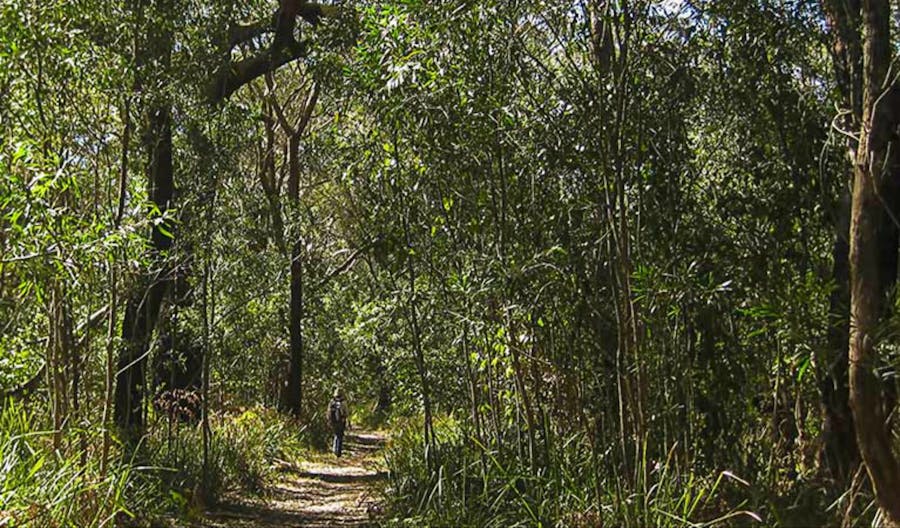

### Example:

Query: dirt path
xmin=197 ymin=431 xmax=387 ymax=528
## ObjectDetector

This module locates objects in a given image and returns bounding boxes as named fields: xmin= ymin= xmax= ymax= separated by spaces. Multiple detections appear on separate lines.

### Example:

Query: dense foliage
xmin=3 ymin=0 xmax=900 ymax=526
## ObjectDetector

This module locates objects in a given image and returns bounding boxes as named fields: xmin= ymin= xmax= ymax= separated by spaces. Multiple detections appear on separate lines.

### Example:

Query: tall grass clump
xmin=382 ymin=416 xmax=762 ymax=528
xmin=145 ymin=405 xmax=305 ymax=508
xmin=1 ymin=397 xmax=311 ymax=526
xmin=0 ymin=399 xmax=146 ymax=527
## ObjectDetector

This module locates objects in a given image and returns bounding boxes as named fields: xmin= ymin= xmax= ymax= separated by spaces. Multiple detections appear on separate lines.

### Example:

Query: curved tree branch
xmin=208 ymin=2 xmax=340 ymax=103
xmin=207 ymin=43 xmax=309 ymax=102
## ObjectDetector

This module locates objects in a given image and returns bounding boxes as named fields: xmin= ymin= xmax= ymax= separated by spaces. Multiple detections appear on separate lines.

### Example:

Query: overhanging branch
xmin=208 ymin=2 xmax=341 ymax=103
xmin=207 ymin=42 xmax=309 ymax=103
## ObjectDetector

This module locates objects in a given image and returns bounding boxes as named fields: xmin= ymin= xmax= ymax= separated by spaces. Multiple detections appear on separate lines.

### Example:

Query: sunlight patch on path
xmin=196 ymin=431 xmax=387 ymax=528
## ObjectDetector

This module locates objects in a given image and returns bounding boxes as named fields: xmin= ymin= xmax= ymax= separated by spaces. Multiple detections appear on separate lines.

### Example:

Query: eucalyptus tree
xmin=112 ymin=0 xmax=352 ymax=441
xmin=843 ymin=0 xmax=900 ymax=522
xmin=819 ymin=0 xmax=862 ymax=483
xmin=262 ymin=72 xmax=319 ymax=416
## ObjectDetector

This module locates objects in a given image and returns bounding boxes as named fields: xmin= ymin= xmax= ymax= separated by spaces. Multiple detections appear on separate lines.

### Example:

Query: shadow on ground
xmin=196 ymin=432 xmax=387 ymax=528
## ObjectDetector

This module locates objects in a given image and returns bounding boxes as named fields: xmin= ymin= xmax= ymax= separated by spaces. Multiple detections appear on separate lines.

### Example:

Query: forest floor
xmin=192 ymin=431 xmax=388 ymax=528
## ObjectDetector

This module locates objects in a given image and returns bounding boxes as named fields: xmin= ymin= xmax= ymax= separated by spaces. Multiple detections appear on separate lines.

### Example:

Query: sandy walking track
xmin=196 ymin=431 xmax=387 ymax=528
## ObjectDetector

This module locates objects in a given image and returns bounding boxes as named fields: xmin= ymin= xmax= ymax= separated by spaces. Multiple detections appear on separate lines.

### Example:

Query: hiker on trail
xmin=328 ymin=387 xmax=349 ymax=457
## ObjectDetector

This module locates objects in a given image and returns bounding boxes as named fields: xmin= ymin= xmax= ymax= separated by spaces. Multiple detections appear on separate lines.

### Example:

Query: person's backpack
xmin=329 ymin=399 xmax=345 ymax=428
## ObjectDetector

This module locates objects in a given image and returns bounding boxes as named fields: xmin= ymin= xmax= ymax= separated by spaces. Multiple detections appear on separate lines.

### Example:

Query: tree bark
xmin=821 ymin=191 xmax=858 ymax=481
xmin=282 ymin=236 xmax=305 ymax=416
xmin=269 ymin=82 xmax=318 ymax=417
xmin=848 ymin=0 xmax=900 ymax=522
xmin=114 ymin=101 xmax=174 ymax=441
xmin=114 ymin=0 xmax=183 ymax=442
xmin=260 ymin=100 xmax=286 ymax=252
xmin=207 ymin=45 xmax=309 ymax=103
xmin=820 ymin=0 xmax=862 ymax=482
xmin=101 ymin=263 xmax=117 ymax=476
xmin=48 ymin=283 xmax=73 ymax=452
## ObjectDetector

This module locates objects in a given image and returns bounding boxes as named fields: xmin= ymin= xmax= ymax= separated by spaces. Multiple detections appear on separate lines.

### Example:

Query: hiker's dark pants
xmin=333 ymin=428 xmax=345 ymax=457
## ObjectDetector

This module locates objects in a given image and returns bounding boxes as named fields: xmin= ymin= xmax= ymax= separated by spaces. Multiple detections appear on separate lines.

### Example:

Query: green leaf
xmin=796 ymin=356 xmax=811 ymax=381
xmin=157 ymin=225 xmax=174 ymax=239
xmin=27 ymin=455 xmax=44 ymax=478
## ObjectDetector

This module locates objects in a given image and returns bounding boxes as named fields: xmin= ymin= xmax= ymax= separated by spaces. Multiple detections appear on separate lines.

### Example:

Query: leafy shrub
xmin=218 ymin=407 xmax=305 ymax=491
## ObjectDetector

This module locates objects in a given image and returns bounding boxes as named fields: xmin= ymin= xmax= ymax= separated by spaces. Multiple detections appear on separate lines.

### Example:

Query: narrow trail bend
xmin=199 ymin=431 xmax=388 ymax=528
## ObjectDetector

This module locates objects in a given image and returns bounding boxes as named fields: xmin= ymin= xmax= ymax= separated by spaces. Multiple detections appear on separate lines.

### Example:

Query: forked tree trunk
xmin=272 ymin=84 xmax=317 ymax=417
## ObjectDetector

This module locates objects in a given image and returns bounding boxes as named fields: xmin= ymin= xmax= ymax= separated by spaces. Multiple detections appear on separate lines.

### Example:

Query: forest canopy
xmin=3 ymin=0 xmax=900 ymax=526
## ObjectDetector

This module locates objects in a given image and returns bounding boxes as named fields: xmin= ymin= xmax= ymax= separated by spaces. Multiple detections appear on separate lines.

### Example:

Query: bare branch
xmin=265 ymin=72 xmax=299 ymax=134
xmin=315 ymin=238 xmax=378 ymax=291
xmin=294 ymin=82 xmax=319 ymax=136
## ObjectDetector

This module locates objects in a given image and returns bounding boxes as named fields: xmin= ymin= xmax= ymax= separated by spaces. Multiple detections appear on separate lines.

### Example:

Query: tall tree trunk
xmin=821 ymin=191 xmax=858 ymax=481
xmin=270 ymin=84 xmax=317 ymax=416
xmin=819 ymin=0 xmax=862 ymax=482
xmin=848 ymin=0 xmax=900 ymax=522
xmin=200 ymin=259 xmax=212 ymax=498
xmin=820 ymin=0 xmax=862 ymax=482
xmin=114 ymin=101 xmax=174 ymax=441
xmin=101 ymin=263 xmax=117 ymax=476
xmin=48 ymin=283 xmax=73 ymax=452
xmin=282 ymin=236 xmax=305 ymax=416
xmin=114 ymin=0 xmax=174 ymax=441
xmin=281 ymin=135 xmax=304 ymax=416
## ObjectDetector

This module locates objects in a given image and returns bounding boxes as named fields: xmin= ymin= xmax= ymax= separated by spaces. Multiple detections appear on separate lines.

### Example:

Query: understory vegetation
xmin=384 ymin=410 xmax=852 ymax=528
xmin=0 ymin=400 xmax=141 ymax=526
xmin=5 ymin=0 xmax=900 ymax=526
xmin=0 ymin=399 xmax=311 ymax=526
